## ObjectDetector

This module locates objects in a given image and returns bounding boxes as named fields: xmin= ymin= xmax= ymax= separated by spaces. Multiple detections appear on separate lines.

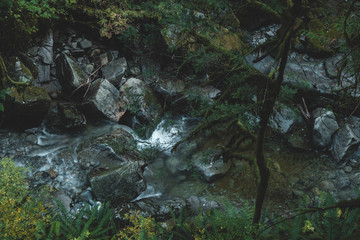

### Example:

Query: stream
xmin=0 ymin=115 xmax=358 ymax=215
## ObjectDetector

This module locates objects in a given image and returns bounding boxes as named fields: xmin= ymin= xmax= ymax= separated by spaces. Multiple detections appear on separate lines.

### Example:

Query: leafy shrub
xmin=116 ymin=211 xmax=157 ymax=240
xmin=0 ymin=158 xmax=50 ymax=240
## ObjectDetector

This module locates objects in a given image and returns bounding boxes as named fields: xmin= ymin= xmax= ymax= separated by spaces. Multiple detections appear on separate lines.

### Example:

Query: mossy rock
xmin=2 ymin=86 xmax=51 ymax=129
xmin=210 ymin=27 xmax=245 ymax=52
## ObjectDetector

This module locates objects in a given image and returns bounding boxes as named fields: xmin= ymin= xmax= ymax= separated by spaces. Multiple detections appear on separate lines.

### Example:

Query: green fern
xmin=39 ymin=200 xmax=116 ymax=240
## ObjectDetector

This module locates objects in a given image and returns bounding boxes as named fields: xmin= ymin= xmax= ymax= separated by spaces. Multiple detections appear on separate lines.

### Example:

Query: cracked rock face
xmin=312 ymin=108 xmax=339 ymax=148
xmin=81 ymin=78 xmax=121 ymax=122
xmin=330 ymin=117 xmax=360 ymax=164
xmin=56 ymin=53 xmax=88 ymax=93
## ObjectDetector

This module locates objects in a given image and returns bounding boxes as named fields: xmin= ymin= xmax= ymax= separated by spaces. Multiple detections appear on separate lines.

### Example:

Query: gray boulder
xmin=56 ymin=53 xmax=88 ymax=93
xmin=269 ymin=106 xmax=300 ymax=134
xmin=330 ymin=117 xmax=360 ymax=164
xmin=82 ymin=78 xmax=121 ymax=122
xmin=119 ymin=78 xmax=162 ymax=123
xmin=167 ymin=121 xmax=237 ymax=182
xmin=89 ymin=162 xmax=145 ymax=204
xmin=101 ymin=57 xmax=127 ymax=87
xmin=77 ymin=127 xmax=144 ymax=169
xmin=312 ymin=108 xmax=339 ymax=147
xmin=153 ymin=77 xmax=185 ymax=98
xmin=38 ymin=29 xmax=53 ymax=65
xmin=132 ymin=197 xmax=186 ymax=221
xmin=37 ymin=64 xmax=51 ymax=83
xmin=191 ymin=149 xmax=232 ymax=182
xmin=79 ymin=39 xmax=92 ymax=49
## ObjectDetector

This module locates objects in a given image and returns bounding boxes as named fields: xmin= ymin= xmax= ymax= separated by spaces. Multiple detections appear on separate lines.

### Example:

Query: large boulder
xmin=56 ymin=53 xmax=88 ymax=93
xmin=330 ymin=117 xmax=360 ymax=164
xmin=101 ymin=57 xmax=127 ymax=87
xmin=79 ymin=127 xmax=146 ymax=204
xmin=81 ymin=78 xmax=122 ymax=122
xmin=89 ymin=162 xmax=146 ymax=204
xmin=3 ymin=86 xmax=51 ymax=129
xmin=38 ymin=29 xmax=54 ymax=65
xmin=131 ymin=197 xmax=186 ymax=221
xmin=77 ymin=127 xmax=144 ymax=168
xmin=167 ymin=120 xmax=239 ymax=182
xmin=168 ymin=140 xmax=232 ymax=182
xmin=119 ymin=78 xmax=162 ymax=123
xmin=153 ymin=77 xmax=185 ymax=99
xmin=312 ymin=108 xmax=338 ymax=147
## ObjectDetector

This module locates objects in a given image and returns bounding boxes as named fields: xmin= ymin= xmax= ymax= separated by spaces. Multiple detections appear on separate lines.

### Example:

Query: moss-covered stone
xmin=210 ymin=27 xmax=245 ymax=52
xmin=2 ymin=86 xmax=51 ymax=129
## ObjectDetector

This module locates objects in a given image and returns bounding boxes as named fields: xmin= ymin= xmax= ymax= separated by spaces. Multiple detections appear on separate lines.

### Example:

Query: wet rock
xmin=330 ymin=117 xmax=360 ymax=164
xmin=130 ymin=67 xmax=141 ymax=76
xmin=352 ymin=173 xmax=360 ymax=185
xmin=312 ymin=108 xmax=338 ymax=147
xmin=81 ymin=78 xmax=121 ymax=122
xmin=269 ymin=106 xmax=300 ymax=134
xmin=56 ymin=53 xmax=88 ymax=93
xmin=37 ymin=64 xmax=51 ymax=83
xmin=38 ymin=29 xmax=53 ymax=65
xmin=119 ymin=78 xmax=162 ymax=123
xmin=186 ymin=196 xmax=220 ymax=215
xmin=44 ymin=103 xmax=86 ymax=133
xmin=79 ymin=188 xmax=95 ymax=205
xmin=79 ymin=39 xmax=92 ymax=49
xmin=3 ymin=87 xmax=51 ymax=129
xmin=89 ymin=161 xmax=145 ymax=204
xmin=53 ymin=191 xmax=72 ymax=212
xmin=101 ymin=57 xmax=127 ymax=87
xmin=191 ymin=85 xmax=221 ymax=104
xmin=168 ymin=121 xmax=237 ymax=182
xmin=192 ymin=150 xmax=232 ymax=182
xmin=77 ymin=127 xmax=144 ymax=169
xmin=133 ymin=197 xmax=186 ymax=221
xmin=107 ymin=50 xmax=119 ymax=62
xmin=153 ymin=77 xmax=185 ymax=99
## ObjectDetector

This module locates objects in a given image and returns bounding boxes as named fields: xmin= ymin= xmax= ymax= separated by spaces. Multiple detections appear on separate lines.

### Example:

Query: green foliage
xmin=38 ymin=201 xmax=116 ymax=240
xmin=158 ymin=202 xmax=270 ymax=240
xmin=278 ymin=85 xmax=297 ymax=104
xmin=0 ymin=158 xmax=51 ymax=240
xmin=116 ymin=211 xmax=157 ymax=240
xmin=0 ymin=88 xmax=9 ymax=111
xmin=307 ymin=193 xmax=360 ymax=240
xmin=271 ymin=193 xmax=360 ymax=240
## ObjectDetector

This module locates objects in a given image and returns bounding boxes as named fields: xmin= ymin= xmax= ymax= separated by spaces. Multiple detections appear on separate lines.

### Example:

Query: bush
xmin=0 ymin=158 xmax=50 ymax=240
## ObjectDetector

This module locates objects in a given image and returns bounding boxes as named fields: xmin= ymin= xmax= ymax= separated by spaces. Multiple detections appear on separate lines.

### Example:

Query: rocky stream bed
xmin=1 ymin=23 xmax=360 ymax=220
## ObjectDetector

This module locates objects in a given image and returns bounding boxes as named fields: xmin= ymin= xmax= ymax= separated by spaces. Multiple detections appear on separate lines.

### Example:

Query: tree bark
xmin=252 ymin=3 xmax=300 ymax=224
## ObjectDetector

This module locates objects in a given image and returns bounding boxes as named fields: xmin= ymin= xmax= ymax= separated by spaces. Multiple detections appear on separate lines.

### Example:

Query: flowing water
xmin=0 ymin=116 xmax=344 ymax=212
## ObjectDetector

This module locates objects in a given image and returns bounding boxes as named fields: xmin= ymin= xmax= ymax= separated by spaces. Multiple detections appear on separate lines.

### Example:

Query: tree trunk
xmin=252 ymin=9 xmax=298 ymax=224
